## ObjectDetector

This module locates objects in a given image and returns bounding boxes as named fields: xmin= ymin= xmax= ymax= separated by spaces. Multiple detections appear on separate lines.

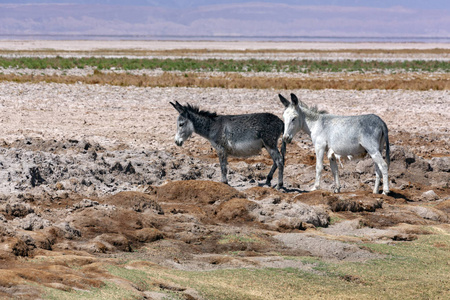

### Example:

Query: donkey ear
xmin=170 ymin=101 xmax=184 ymax=113
xmin=169 ymin=101 xmax=177 ymax=110
xmin=290 ymin=93 xmax=299 ymax=106
xmin=279 ymin=94 xmax=290 ymax=108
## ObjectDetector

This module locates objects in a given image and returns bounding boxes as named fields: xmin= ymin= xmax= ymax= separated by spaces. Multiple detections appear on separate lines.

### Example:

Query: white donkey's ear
xmin=170 ymin=101 xmax=184 ymax=113
xmin=279 ymin=94 xmax=290 ymax=108
xmin=290 ymin=93 xmax=299 ymax=106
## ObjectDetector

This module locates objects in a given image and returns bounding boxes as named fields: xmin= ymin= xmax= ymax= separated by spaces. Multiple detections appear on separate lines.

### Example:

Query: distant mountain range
xmin=0 ymin=2 xmax=449 ymax=38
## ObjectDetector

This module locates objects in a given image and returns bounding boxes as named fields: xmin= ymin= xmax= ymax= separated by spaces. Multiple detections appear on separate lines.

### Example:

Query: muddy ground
xmin=0 ymin=42 xmax=449 ymax=299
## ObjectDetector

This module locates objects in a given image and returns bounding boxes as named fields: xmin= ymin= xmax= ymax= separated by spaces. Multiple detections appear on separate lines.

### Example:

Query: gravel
xmin=0 ymin=80 xmax=447 ymax=197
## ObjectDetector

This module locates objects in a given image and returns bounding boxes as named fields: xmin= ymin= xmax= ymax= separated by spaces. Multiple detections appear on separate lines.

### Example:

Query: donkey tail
xmin=383 ymin=122 xmax=390 ymax=170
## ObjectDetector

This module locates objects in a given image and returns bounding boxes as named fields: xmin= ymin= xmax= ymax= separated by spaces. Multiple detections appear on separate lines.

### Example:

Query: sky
xmin=0 ymin=1 xmax=449 ymax=40
xmin=1 ymin=1 xmax=449 ymax=9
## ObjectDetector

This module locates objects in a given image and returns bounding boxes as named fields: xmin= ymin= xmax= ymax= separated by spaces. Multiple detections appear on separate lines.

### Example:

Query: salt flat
xmin=2 ymin=40 xmax=450 ymax=61
xmin=2 ymin=40 xmax=450 ymax=51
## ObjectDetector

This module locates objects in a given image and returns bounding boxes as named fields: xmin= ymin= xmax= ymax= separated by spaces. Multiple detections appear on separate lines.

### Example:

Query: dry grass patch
xmin=1 ymin=71 xmax=449 ymax=90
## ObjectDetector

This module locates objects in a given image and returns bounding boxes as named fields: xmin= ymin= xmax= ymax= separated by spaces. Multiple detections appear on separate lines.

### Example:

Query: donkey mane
xmin=184 ymin=103 xmax=218 ymax=119
xmin=298 ymin=100 xmax=328 ymax=115
xmin=296 ymin=100 xmax=328 ymax=121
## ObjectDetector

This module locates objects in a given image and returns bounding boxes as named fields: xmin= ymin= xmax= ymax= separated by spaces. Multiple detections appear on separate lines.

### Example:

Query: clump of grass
xmin=218 ymin=234 xmax=263 ymax=245
xmin=44 ymin=280 xmax=142 ymax=300
xmin=1 ymin=56 xmax=449 ymax=73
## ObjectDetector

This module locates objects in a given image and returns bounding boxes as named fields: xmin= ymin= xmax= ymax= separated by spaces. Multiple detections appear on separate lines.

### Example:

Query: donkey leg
xmin=329 ymin=156 xmax=341 ymax=193
xmin=266 ymin=147 xmax=284 ymax=189
xmin=370 ymin=152 xmax=389 ymax=195
xmin=312 ymin=146 xmax=325 ymax=191
xmin=380 ymin=162 xmax=390 ymax=195
xmin=265 ymin=163 xmax=277 ymax=186
xmin=217 ymin=150 xmax=229 ymax=185
xmin=275 ymin=151 xmax=284 ymax=189
xmin=373 ymin=164 xmax=381 ymax=194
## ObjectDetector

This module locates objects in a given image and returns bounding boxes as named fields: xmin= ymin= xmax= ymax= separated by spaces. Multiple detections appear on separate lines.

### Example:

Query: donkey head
xmin=170 ymin=101 xmax=194 ymax=146
xmin=279 ymin=93 xmax=302 ymax=143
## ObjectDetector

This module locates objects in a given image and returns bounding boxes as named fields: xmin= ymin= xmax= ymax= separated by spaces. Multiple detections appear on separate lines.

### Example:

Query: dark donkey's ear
xmin=290 ymin=93 xmax=299 ymax=106
xmin=170 ymin=101 xmax=184 ymax=113
xmin=279 ymin=94 xmax=290 ymax=108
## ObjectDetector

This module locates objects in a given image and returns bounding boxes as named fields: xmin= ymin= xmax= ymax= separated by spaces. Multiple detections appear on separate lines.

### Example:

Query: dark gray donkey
xmin=280 ymin=93 xmax=390 ymax=195
xmin=170 ymin=101 xmax=286 ymax=189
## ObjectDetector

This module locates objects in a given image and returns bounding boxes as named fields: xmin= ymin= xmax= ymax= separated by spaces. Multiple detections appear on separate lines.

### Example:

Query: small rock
xmin=56 ymin=222 xmax=82 ymax=239
xmin=29 ymin=166 xmax=46 ymax=187
xmin=74 ymin=199 xmax=99 ymax=209
xmin=18 ymin=213 xmax=51 ymax=231
xmin=0 ymin=237 xmax=30 ymax=256
xmin=421 ymin=190 xmax=439 ymax=201
xmin=430 ymin=157 xmax=450 ymax=173
xmin=55 ymin=182 xmax=65 ymax=190
xmin=252 ymin=199 xmax=329 ymax=228
xmin=5 ymin=202 xmax=34 ymax=217
xmin=409 ymin=206 xmax=444 ymax=222
xmin=124 ymin=162 xmax=136 ymax=174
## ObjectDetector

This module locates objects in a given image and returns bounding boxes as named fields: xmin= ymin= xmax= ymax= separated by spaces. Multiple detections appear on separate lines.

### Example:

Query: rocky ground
xmin=0 ymin=41 xmax=449 ymax=299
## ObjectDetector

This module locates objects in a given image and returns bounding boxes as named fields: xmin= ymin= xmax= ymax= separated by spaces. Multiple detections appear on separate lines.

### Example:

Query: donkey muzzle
xmin=283 ymin=135 xmax=293 ymax=144
xmin=174 ymin=134 xmax=184 ymax=146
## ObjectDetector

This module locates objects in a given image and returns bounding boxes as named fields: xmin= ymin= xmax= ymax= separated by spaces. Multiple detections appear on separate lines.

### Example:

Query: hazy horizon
xmin=1 ymin=1 xmax=449 ymax=42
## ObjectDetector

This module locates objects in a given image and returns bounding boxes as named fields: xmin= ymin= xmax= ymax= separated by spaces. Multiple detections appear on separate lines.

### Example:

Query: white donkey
xmin=280 ymin=93 xmax=390 ymax=195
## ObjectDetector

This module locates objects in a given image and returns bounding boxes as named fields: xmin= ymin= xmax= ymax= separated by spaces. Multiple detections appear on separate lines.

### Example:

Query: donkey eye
xmin=291 ymin=117 xmax=296 ymax=123
xmin=179 ymin=122 xmax=185 ymax=127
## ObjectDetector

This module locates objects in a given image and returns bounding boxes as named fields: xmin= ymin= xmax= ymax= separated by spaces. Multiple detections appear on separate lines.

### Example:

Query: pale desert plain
xmin=0 ymin=41 xmax=449 ymax=299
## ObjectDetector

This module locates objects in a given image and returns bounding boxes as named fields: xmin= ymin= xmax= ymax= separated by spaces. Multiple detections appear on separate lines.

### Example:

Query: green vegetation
xmin=1 ymin=56 xmax=448 ymax=90
xmin=1 ymin=56 xmax=449 ymax=73
xmin=45 ymin=281 xmax=142 ymax=300
xmin=44 ymin=231 xmax=450 ymax=300
xmin=218 ymin=233 xmax=264 ymax=245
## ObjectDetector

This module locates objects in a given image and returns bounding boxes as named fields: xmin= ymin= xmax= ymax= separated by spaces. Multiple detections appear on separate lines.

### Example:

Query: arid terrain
xmin=0 ymin=41 xmax=449 ymax=299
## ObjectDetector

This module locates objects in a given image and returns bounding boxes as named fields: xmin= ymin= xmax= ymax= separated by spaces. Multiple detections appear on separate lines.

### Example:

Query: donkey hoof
xmin=275 ymin=183 xmax=283 ymax=190
xmin=333 ymin=188 xmax=341 ymax=193
xmin=311 ymin=186 xmax=319 ymax=192
xmin=382 ymin=190 xmax=390 ymax=196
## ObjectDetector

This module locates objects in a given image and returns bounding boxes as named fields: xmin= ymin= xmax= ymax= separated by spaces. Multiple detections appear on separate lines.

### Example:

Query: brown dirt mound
xmin=244 ymin=186 xmax=287 ymax=200
xmin=360 ymin=209 xmax=434 ymax=228
xmin=435 ymin=199 xmax=450 ymax=214
xmin=326 ymin=193 xmax=384 ymax=212
xmin=292 ymin=190 xmax=384 ymax=212
xmin=105 ymin=191 xmax=164 ymax=214
xmin=155 ymin=180 xmax=245 ymax=204
xmin=216 ymin=198 xmax=259 ymax=223
xmin=292 ymin=190 xmax=332 ymax=206
xmin=152 ymin=181 xmax=254 ymax=225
